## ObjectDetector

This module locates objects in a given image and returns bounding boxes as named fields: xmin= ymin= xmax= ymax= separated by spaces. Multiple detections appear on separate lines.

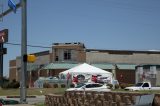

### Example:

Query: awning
xmin=116 ymin=64 xmax=136 ymax=70
xmin=43 ymin=63 xmax=136 ymax=70
xmin=43 ymin=63 xmax=78 ymax=70
xmin=27 ymin=64 xmax=39 ymax=71
xmin=92 ymin=63 xmax=114 ymax=70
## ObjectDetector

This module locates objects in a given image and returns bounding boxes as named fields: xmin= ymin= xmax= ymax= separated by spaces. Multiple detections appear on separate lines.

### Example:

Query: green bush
xmin=61 ymin=84 xmax=66 ymax=88
xmin=115 ymin=84 xmax=120 ymax=89
xmin=43 ymin=83 xmax=51 ymax=88
xmin=128 ymin=84 xmax=134 ymax=87
xmin=120 ymin=83 xmax=129 ymax=89
xmin=1 ymin=80 xmax=20 ymax=89
xmin=70 ymin=84 xmax=75 ymax=88
xmin=107 ymin=84 xmax=113 ymax=89
xmin=12 ymin=82 xmax=20 ymax=88
xmin=53 ymin=84 xmax=58 ymax=88
xmin=1 ymin=82 xmax=10 ymax=89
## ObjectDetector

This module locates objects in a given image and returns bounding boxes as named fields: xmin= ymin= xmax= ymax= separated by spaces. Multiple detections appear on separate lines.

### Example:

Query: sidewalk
xmin=4 ymin=104 xmax=34 ymax=106
xmin=1 ymin=95 xmax=45 ymax=106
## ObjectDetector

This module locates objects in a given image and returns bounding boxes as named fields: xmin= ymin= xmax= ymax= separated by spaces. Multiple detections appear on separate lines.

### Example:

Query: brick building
xmin=9 ymin=50 xmax=50 ymax=86
xmin=9 ymin=42 xmax=160 ymax=86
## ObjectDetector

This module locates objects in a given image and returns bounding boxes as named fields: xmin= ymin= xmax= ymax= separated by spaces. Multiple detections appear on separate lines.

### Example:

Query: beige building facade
xmin=9 ymin=42 xmax=160 ymax=86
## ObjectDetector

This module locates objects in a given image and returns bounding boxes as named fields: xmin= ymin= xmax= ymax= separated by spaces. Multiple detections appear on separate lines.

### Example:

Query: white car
xmin=66 ymin=83 xmax=111 ymax=92
xmin=125 ymin=82 xmax=160 ymax=91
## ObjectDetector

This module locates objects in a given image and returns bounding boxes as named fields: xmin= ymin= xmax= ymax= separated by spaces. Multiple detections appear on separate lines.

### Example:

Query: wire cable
xmin=5 ymin=42 xmax=52 ymax=48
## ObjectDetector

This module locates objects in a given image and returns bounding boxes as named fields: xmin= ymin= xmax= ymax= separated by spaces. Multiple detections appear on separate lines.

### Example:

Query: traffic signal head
xmin=27 ymin=54 xmax=36 ymax=63
xmin=23 ymin=54 xmax=36 ymax=63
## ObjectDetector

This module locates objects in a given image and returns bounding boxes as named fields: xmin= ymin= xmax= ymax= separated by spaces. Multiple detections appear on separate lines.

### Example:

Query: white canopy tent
xmin=59 ymin=63 xmax=113 ymax=83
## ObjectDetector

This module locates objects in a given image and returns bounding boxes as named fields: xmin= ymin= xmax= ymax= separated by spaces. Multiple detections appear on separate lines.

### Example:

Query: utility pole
xmin=112 ymin=64 xmax=117 ymax=89
xmin=0 ymin=44 xmax=3 ymax=87
xmin=20 ymin=0 xmax=27 ymax=103
xmin=0 ymin=29 xmax=8 ymax=87
xmin=0 ymin=0 xmax=27 ymax=103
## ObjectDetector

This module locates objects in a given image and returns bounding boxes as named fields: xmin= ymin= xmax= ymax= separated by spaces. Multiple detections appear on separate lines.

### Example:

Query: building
xmin=136 ymin=65 xmax=160 ymax=86
xmin=9 ymin=42 xmax=160 ymax=86
xmin=9 ymin=50 xmax=50 ymax=86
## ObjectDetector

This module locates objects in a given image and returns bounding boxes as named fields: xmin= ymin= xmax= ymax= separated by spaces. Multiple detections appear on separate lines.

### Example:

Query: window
xmin=93 ymin=84 xmax=103 ymax=87
xmin=55 ymin=56 xmax=59 ymax=61
xmin=142 ymin=83 xmax=149 ymax=87
xmin=64 ymin=50 xmax=71 ymax=60
xmin=40 ymin=64 xmax=45 ymax=68
xmin=86 ymin=84 xmax=93 ymax=88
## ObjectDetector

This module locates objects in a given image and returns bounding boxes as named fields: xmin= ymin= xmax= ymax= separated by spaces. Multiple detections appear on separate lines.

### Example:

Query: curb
xmin=6 ymin=96 xmax=36 ymax=98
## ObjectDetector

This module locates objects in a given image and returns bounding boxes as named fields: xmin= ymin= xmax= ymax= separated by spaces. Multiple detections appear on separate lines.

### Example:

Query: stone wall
xmin=45 ymin=91 xmax=160 ymax=106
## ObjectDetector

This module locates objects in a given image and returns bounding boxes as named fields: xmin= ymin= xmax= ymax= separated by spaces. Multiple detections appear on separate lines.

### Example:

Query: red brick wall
xmin=9 ymin=68 xmax=17 ymax=81
xmin=49 ymin=69 xmax=65 ymax=76
xmin=39 ymin=70 xmax=48 ymax=77
xmin=116 ymin=69 xmax=135 ymax=84
xmin=9 ymin=60 xmax=16 ymax=67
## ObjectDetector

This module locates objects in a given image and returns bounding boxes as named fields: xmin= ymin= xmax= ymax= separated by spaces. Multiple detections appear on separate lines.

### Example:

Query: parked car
xmin=66 ymin=83 xmax=111 ymax=92
xmin=125 ymin=82 xmax=160 ymax=91
xmin=0 ymin=98 xmax=19 ymax=105
xmin=97 ymin=76 xmax=108 ymax=83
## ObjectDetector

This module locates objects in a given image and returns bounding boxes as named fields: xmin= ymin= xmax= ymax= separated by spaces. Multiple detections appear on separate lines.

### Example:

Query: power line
xmin=5 ymin=42 xmax=52 ymax=48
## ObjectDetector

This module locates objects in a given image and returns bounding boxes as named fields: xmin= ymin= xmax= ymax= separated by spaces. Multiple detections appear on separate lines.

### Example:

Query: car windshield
xmin=135 ymin=83 xmax=143 ymax=87
xmin=75 ymin=83 xmax=86 ymax=88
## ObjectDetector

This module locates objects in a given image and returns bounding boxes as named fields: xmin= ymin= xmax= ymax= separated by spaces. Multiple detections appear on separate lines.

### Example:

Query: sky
xmin=0 ymin=0 xmax=160 ymax=77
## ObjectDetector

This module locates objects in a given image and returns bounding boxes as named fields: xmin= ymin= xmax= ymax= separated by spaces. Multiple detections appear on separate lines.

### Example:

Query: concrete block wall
xmin=45 ymin=91 xmax=160 ymax=106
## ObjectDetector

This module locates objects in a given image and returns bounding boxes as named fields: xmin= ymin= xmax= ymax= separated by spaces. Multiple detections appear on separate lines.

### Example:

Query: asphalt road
xmin=0 ymin=95 xmax=45 ymax=106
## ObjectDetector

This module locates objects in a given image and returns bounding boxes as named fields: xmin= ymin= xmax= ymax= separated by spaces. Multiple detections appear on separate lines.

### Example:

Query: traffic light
xmin=23 ymin=54 xmax=36 ymax=62
xmin=0 ymin=29 xmax=8 ymax=43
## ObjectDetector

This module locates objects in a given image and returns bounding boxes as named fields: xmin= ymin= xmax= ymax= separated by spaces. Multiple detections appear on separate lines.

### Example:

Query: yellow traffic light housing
xmin=27 ymin=54 xmax=36 ymax=63
xmin=23 ymin=54 xmax=36 ymax=62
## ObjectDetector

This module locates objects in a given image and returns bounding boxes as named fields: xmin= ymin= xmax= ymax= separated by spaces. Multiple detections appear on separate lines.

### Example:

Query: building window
xmin=64 ymin=50 xmax=71 ymax=60
xmin=142 ymin=83 xmax=149 ymax=87
xmin=55 ymin=56 xmax=59 ymax=61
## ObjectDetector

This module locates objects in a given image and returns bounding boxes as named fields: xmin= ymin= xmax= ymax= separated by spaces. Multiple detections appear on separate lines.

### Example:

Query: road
xmin=0 ymin=95 xmax=45 ymax=106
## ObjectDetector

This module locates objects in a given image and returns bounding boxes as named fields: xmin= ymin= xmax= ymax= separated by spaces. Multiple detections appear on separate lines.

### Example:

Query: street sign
xmin=8 ymin=0 xmax=16 ymax=13
xmin=0 ymin=29 xmax=8 ymax=43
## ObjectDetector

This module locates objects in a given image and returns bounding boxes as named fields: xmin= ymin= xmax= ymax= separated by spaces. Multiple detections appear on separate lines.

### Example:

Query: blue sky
xmin=0 ymin=0 xmax=160 ymax=76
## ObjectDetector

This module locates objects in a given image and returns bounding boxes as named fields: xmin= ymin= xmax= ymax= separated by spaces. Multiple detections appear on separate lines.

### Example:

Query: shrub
xmin=120 ymin=83 xmax=129 ymax=89
xmin=12 ymin=82 xmax=20 ymax=88
xmin=70 ymin=84 xmax=75 ymax=88
xmin=107 ymin=84 xmax=113 ymax=89
xmin=115 ymin=84 xmax=120 ymax=89
xmin=43 ymin=83 xmax=51 ymax=88
xmin=61 ymin=84 xmax=66 ymax=88
xmin=1 ymin=80 xmax=20 ymax=89
xmin=53 ymin=84 xmax=58 ymax=88
xmin=1 ymin=82 xmax=10 ymax=89
xmin=128 ymin=84 xmax=134 ymax=87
